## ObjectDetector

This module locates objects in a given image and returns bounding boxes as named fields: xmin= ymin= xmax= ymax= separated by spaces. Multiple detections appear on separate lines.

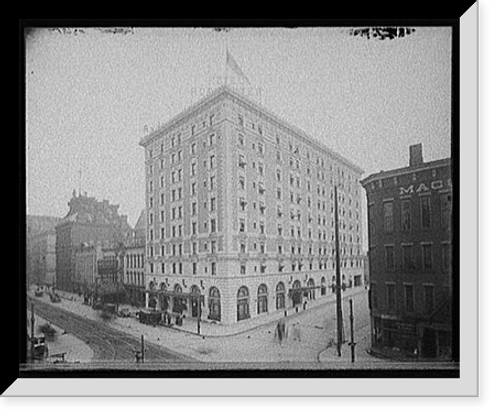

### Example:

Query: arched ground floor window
xmin=237 ymin=286 xmax=250 ymax=321
xmin=276 ymin=281 xmax=286 ymax=310
xmin=208 ymin=286 xmax=221 ymax=321
xmin=257 ymin=283 xmax=268 ymax=314
xmin=291 ymin=280 xmax=302 ymax=307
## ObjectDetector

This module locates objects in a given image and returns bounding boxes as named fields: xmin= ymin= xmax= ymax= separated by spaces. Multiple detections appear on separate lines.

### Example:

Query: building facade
xmin=56 ymin=191 xmax=133 ymax=292
xmin=26 ymin=215 xmax=61 ymax=287
xmin=361 ymin=144 xmax=453 ymax=360
xmin=73 ymin=210 xmax=146 ymax=306
xmin=140 ymin=85 xmax=366 ymax=325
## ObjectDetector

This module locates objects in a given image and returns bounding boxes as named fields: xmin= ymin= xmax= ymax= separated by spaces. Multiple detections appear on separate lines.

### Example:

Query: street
xmin=29 ymin=298 xmax=194 ymax=363
xmin=26 ymin=286 xmax=378 ymax=367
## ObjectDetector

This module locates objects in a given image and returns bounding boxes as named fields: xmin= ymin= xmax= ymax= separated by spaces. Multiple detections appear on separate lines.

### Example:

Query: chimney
xmin=409 ymin=143 xmax=423 ymax=167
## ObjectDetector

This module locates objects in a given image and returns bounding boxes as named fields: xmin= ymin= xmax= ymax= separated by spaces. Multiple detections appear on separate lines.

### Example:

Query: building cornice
xmin=139 ymin=85 xmax=364 ymax=175
xmin=360 ymin=157 xmax=451 ymax=188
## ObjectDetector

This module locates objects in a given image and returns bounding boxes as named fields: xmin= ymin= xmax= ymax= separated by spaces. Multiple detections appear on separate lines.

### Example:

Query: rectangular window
xmin=440 ymin=192 xmax=452 ymax=230
xmin=402 ymin=245 xmax=414 ymax=270
xmin=192 ymin=262 xmax=197 ymax=275
xmin=211 ymin=262 xmax=216 ymax=275
xmin=404 ymin=284 xmax=414 ymax=313
xmin=420 ymin=196 xmax=431 ymax=229
xmin=401 ymin=199 xmax=411 ymax=231
xmin=424 ymin=285 xmax=435 ymax=314
xmin=211 ymin=219 xmax=216 ymax=233
xmin=384 ymin=201 xmax=394 ymax=232
xmin=240 ymin=263 xmax=246 ymax=275
xmin=442 ymin=243 xmax=452 ymax=272
xmin=371 ymin=284 xmax=378 ymax=309
xmin=387 ymin=284 xmax=396 ymax=311
xmin=422 ymin=244 xmax=433 ymax=270
xmin=385 ymin=245 xmax=395 ymax=271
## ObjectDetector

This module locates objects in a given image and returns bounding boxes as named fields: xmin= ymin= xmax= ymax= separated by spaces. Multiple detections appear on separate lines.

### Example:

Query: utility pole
xmin=197 ymin=295 xmax=201 ymax=335
xmin=348 ymin=298 xmax=357 ymax=363
xmin=141 ymin=334 xmax=145 ymax=363
xmin=30 ymin=302 xmax=35 ymax=362
xmin=334 ymin=185 xmax=344 ymax=356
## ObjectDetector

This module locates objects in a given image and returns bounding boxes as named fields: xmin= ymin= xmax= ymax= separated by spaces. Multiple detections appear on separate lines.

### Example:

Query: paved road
xmin=30 ymin=298 xmax=193 ymax=363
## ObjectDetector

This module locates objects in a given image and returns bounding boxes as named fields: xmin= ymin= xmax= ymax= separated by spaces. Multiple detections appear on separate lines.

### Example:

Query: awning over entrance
xmin=146 ymin=289 xmax=205 ymax=304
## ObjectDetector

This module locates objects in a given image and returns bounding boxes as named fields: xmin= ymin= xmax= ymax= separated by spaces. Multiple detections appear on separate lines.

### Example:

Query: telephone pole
xmin=334 ymin=185 xmax=344 ymax=356
xmin=30 ymin=302 xmax=35 ymax=362
xmin=348 ymin=298 xmax=356 ymax=362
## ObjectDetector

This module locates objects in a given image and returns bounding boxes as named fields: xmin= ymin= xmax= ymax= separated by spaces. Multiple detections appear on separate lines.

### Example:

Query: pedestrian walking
xmin=276 ymin=320 xmax=283 ymax=345
xmin=292 ymin=321 xmax=302 ymax=342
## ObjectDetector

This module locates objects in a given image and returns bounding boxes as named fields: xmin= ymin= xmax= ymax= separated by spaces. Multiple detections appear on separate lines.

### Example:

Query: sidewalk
xmin=28 ymin=285 xmax=372 ymax=365
xmin=28 ymin=311 xmax=94 ymax=364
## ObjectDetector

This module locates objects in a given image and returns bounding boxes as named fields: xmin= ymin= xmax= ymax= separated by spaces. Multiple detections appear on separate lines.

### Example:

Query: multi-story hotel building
xmin=361 ymin=144 xmax=453 ymax=360
xmin=139 ymin=85 xmax=366 ymax=325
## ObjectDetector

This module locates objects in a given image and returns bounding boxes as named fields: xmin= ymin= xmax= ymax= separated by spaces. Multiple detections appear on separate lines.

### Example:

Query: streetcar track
xmin=30 ymin=298 xmax=188 ymax=362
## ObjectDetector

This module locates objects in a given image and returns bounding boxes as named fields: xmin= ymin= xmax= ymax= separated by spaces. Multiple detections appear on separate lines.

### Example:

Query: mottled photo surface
xmin=23 ymin=25 xmax=457 ymax=376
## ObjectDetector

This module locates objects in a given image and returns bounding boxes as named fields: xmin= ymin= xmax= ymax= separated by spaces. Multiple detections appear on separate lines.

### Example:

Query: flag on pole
xmin=226 ymin=49 xmax=250 ymax=84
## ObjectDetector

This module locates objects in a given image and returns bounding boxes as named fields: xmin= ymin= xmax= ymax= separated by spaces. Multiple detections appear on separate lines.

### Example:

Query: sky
xmin=25 ymin=26 xmax=452 ymax=228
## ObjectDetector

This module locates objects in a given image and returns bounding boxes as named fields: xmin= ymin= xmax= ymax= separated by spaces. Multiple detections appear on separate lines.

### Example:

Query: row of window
xmin=371 ymin=282 xmax=449 ymax=315
xmin=377 ymin=193 xmax=452 ymax=233
xmin=147 ymin=113 xmax=217 ymax=160
xmin=125 ymin=254 xmax=145 ymax=269
xmin=236 ymin=113 xmax=356 ymax=183
xmin=125 ymin=271 xmax=145 ymax=287
xmin=377 ymin=242 xmax=452 ymax=273
xmin=147 ymin=256 xmax=363 ymax=278
xmin=149 ymin=217 xmax=218 ymax=241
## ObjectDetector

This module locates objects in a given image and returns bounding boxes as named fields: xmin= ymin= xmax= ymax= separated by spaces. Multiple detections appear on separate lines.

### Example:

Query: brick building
xmin=26 ymin=215 xmax=61 ymax=287
xmin=73 ymin=209 xmax=146 ymax=306
xmin=361 ymin=144 xmax=453 ymax=360
xmin=139 ymin=85 xmax=366 ymax=325
xmin=55 ymin=191 xmax=133 ymax=292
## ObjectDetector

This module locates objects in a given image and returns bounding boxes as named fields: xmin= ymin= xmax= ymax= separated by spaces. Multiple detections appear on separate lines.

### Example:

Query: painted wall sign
xmin=399 ymin=179 xmax=452 ymax=196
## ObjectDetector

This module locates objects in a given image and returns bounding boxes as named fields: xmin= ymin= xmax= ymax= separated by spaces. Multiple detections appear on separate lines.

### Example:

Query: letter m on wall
xmin=399 ymin=185 xmax=414 ymax=195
